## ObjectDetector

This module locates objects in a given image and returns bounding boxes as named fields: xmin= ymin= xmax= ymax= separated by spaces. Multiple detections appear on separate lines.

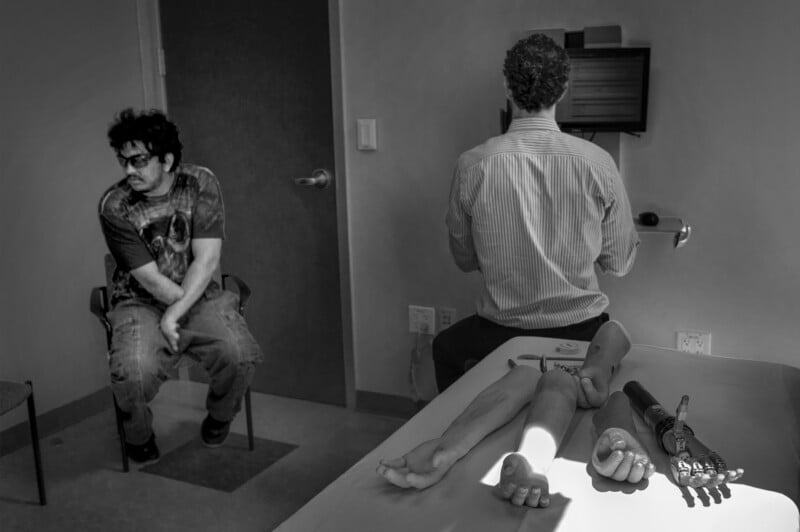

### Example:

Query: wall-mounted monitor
xmin=556 ymin=47 xmax=650 ymax=133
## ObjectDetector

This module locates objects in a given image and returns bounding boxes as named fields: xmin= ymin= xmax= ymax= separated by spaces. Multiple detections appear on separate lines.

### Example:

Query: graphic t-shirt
xmin=98 ymin=163 xmax=225 ymax=306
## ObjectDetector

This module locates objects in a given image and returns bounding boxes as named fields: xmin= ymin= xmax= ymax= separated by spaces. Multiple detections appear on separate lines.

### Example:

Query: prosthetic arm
xmin=622 ymin=380 xmax=743 ymax=488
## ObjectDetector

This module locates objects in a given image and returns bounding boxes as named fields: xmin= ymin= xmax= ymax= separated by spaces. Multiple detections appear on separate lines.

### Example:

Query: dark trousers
xmin=432 ymin=313 xmax=609 ymax=393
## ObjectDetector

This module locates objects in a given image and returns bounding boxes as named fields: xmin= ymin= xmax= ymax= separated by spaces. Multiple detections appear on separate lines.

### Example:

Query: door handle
xmin=294 ymin=168 xmax=333 ymax=189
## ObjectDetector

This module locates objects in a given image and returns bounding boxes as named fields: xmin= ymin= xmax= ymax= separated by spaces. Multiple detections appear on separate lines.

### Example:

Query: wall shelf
xmin=633 ymin=216 xmax=691 ymax=248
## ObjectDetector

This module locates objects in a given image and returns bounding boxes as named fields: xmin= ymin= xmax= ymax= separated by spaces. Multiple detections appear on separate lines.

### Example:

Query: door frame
xmin=134 ymin=0 xmax=356 ymax=409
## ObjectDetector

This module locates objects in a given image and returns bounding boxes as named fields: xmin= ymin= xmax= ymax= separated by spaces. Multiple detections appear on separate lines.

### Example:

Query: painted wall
xmin=2 ymin=0 xmax=799 ymax=422
xmin=339 ymin=0 xmax=800 ymax=398
xmin=0 ymin=0 xmax=145 ymax=429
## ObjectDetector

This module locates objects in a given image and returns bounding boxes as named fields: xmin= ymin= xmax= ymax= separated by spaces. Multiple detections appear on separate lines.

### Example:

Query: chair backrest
xmin=103 ymin=254 xmax=116 ymax=294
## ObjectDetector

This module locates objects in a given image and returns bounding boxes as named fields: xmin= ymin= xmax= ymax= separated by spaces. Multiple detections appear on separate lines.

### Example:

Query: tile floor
xmin=0 ymin=381 xmax=408 ymax=532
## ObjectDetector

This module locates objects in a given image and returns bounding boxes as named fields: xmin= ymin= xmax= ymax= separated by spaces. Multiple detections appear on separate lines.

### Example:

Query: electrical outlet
xmin=439 ymin=307 xmax=457 ymax=330
xmin=676 ymin=330 xmax=711 ymax=355
xmin=409 ymin=305 xmax=436 ymax=334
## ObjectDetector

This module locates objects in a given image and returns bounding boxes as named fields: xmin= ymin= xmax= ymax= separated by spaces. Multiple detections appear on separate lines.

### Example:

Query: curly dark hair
xmin=107 ymin=108 xmax=183 ymax=171
xmin=502 ymin=34 xmax=570 ymax=112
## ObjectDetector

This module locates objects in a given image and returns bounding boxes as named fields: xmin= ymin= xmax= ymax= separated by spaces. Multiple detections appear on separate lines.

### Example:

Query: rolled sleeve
xmin=446 ymin=165 xmax=479 ymax=272
xmin=597 ymin=170 xmax=639 ymax=276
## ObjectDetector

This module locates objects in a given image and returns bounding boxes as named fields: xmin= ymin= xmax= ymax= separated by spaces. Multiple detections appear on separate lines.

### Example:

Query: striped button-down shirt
xmin=446 ymin=117 xmax=639 ymax=329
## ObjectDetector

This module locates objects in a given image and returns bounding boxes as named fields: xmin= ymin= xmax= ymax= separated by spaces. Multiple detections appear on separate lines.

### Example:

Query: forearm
xmin=440 ymin=365 xmax=539 ymax=459
xmin=167 ymin=254 xmax=218 ymax=320
xmin=131 ymin=263 xmax=185 ymax=305
xmin=597 ymin=239 xmax=638 ymax=275
xmin=446 ymin=180 xmax=479 ymax=272
xmin=598 ymin=177 xmax=639 ymax=275
xmin=517 ymin=370 xmax=577 ymax=473
xmin=592 ymin=391 xmax=636 ymax=435
xmin=448 ymin=234 xmax=480 ymax=272
xmin=152 ymin=279 xmax=185 ymax=305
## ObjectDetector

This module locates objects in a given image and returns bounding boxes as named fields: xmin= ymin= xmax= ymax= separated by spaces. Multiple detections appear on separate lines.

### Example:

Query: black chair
xmin=0 ymin=380 xmax=46 ymax=504
xmin=89 ymin=255 xmax=254 ymax=472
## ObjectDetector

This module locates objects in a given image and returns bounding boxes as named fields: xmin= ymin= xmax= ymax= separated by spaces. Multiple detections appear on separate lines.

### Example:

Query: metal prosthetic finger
xmin=688 ymin=458 xmax=710 ymax=488
xmin=709 ymin=451 xmax=744 ymax=483
xmin=670 ymin=456 xmax=693 ymax=486
xmin=700 ymin=456 xmax=724 ymax=487
xmin=708 ymin=451 xmax=728 ymax=473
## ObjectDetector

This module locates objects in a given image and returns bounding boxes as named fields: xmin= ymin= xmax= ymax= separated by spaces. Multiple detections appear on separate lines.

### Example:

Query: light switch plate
xmin=357 ymin=118 xmax=377 ymax=150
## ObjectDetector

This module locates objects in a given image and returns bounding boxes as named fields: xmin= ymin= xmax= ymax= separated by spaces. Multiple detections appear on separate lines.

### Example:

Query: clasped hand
xmin=160 ymin=307 xmax=181 ymax=352
xmin=592 ymin=427 xmax=656 ymax=483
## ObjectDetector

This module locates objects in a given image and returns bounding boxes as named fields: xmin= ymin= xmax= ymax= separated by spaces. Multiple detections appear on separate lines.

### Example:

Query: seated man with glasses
xmin=97 ymin=108 xmax=263 ymax=464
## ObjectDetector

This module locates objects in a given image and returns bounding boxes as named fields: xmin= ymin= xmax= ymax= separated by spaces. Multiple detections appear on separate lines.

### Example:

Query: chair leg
xmin=25 ymin=382 xmax=46 ymax=505
xmin=112 ymin=393 xmax=130 ymax=472
xmin=245 ymin=387 xmax=254 ymax=451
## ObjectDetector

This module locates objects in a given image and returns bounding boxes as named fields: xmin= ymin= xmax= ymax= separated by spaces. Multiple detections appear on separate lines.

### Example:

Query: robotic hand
xmin=623 ymin=381 xmax=744 ymax=489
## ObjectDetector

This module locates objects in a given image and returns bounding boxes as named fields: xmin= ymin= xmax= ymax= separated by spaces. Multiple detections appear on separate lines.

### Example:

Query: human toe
xmin=525 ymin=487 xmax=548 ymax=508
xmin=498 ymin=481 xmax=518 ymax=499
xmin=511 ymin=486 xmax=529 ymax=506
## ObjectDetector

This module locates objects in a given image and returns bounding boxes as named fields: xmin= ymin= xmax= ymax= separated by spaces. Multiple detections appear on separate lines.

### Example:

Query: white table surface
xmin=276 ymin=337 xmax=800 ymax=532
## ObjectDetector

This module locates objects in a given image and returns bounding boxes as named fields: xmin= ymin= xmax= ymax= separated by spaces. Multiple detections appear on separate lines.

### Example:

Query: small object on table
xmin=556 ymin=342 xmax=580 ymax=355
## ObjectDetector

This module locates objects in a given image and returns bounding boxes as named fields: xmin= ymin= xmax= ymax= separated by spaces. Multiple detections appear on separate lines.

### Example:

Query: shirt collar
xmin=507 ymin=116 xmax=561 ymax=133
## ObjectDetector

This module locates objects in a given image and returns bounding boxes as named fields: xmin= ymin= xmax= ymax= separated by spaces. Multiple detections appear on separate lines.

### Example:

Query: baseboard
xmin=355 ymin=390 xmax=427 ymax=419
xmin=0 ymin=386 xmax=111 ymax=457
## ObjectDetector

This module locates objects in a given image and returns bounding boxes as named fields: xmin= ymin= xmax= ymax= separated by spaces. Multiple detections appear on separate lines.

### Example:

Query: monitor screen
xmin=556 ymin=47 xmax=650 ymax=132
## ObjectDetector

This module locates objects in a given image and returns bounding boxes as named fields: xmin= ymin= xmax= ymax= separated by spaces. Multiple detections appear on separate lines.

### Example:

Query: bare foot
xmin=496 ymin=453 xmax=550 ymax=507
xmin=377 ymin=438 xmax=463 ymax=489
xmin=576 ymin=320 xmax=631 ymax=408
xmin=592 ymin=391 xmax=655 ymax=483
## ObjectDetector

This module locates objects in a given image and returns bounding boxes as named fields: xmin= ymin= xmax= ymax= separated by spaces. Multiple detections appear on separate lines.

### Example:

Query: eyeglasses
xmin=117 ymin=153 xmax=155 ymax=169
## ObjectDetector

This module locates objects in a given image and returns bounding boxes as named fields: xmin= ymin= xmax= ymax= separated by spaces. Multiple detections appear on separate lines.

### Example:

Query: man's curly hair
xmin=107 ymin=108 xmax=183 ymax=171
xmin=503 ymin=34 xmax=570 ymax=112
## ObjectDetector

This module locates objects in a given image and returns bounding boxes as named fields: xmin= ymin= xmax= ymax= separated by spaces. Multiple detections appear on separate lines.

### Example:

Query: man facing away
xmin=98 ymin=108 xmax=263 ymax=464
xmin=434 ymin=34 xmax=639 ymax=392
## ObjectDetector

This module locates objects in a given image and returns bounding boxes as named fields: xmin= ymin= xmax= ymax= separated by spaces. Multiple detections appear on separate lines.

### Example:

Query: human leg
xmin=107 ymin=300 xmax=175 ymax=451
xmin=181 ymin=291 xmax=262 ymax=442
xmin=378 ymin=364 xmax=542 ymax=489
xmin=432 ymin=315 xmax=522 ymax=393
xmin=591 ymin=391 xmax=655 ymax=483
xmin=496 ymin=320 xmax=632 ymax=506
xmin=496 ymin=368 xmax=577 ymax=507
